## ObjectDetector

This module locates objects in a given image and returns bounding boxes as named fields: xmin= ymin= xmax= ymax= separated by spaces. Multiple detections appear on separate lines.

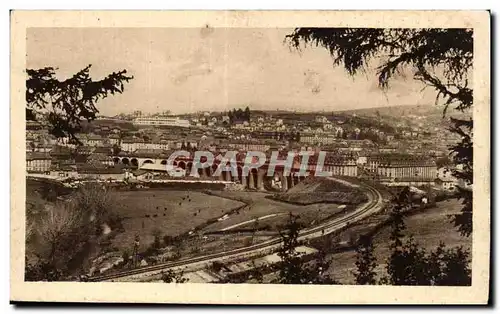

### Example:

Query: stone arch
xmin=131 ymin=158 xmax=138 ymax=167
xmin=160 ymin=160 xmax=167 ymax=165
xmin=122 ymin=157 xmax=130 ymax=165
xmin=113 ymin=157 xmax=120 ymax=164
xmin=142 ymin=159 xmax=154 ymax=166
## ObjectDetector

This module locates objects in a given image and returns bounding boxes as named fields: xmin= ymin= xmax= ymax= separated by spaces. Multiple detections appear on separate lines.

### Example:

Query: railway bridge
xmin=112 ymin=153 xmax=321 ymax=192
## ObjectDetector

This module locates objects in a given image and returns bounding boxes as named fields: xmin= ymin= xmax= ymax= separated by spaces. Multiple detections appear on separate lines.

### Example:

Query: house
xmin=228 ymin=140 xmax=271 ymax=152
xmin=93 ymin=145 xmax=114 ymax=156
xmin=307 ymin=153 xmax=358 ymax=177
xmin=76 ymin=164 xmax=125 ymax=180
xmin=109 ymin=134 xmax=121 ymax=146
xmin=51 ymin=165 xmax=79 ymax=179
xmin=121 ymin=137 xmax=145 ymax=152
xmin=50 ymin=145 xmax=74 ymax=162
xmin=87 ymin=153 xmax=114 ymax=166
xmin=26 ymin=152 xmax=52 ymax=173
xmin=315 ymin=116 xmax=329 ymax=123
xmin=86 ymin=134 xmax=105 ymax=147
xmin=371 ymin=154 xmax=437 ymax=182
xmin=129 ymin=169 xmax=157 ymax=181
xmin=124 ymin=163 xmax=180 ymax=181
xmin=34 ymin=143 xmax=53 ymax=153
xmin=111 ymin=127 xmax=122 ymax=134
xmin=131 ymin=148 xmax=168 ymax=159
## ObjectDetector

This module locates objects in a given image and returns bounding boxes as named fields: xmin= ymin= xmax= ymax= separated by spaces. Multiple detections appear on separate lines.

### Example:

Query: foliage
xmin=435 ymin=156 xmax=452 ymax=169
xmin=161 ymin=269 xmax=189 ymax=283
xmin=71 ymin=183 xmax=121 ymax=233
xmin=273 ymin=213 xmax=337 ymax=284
xmin=25 ymin=183 xmax=122 ymax=281
xmin=353 ymin=234 xmax=377 ymax=285
xmin=228 ymin=106 xmax=251 ymax=123
xmin=26 ymin=65 xmax=133 ymax=144
xmin=112 ymin=144 xmax=121 ymax=156
xmin=25 ymin=202 xmax=90 ymax=281
xmin=151 ymin=229 xmax=163 ymax=253
xmin=379 ymin=189 xmax=471 ymax=286
xmin=121 ymin=250 xmax=130 ymax=266
xmin=286 ymin=28 xmax=473 ymax=236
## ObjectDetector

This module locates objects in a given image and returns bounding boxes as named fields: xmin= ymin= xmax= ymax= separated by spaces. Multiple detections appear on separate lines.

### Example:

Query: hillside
xmin=274 ymin=177 xmax=368 ymax=205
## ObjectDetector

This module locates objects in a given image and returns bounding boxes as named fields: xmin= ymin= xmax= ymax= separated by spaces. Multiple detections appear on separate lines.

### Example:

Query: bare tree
xmin=25 ymin=183 xmax=122 ymax=281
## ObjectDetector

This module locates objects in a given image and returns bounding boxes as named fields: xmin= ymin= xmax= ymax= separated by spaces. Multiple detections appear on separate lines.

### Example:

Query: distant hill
xmin=339 ymin=104 xmax=470 ymax=120
xmin=340 ymin=104 xmax=440 ymax=117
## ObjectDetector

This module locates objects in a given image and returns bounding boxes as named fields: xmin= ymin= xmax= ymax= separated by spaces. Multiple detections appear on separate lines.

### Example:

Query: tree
xmin=25 ymin=183 xmax=121 ymax=281
xmin=379 ymin=188 xmax=471 ymax=286
xmin=25 ymin=202 xmax=88 ymax=281
xmin=112 ymin=144 xmax=122 ymax=156
xmin=353 ymin=234 xmax=377 ymax=285
xmin=435 ymin=156 xmax=451 ymax=169
xmin=244 ymin=106 xmax=251 ymax=121
xmin=71 ymin=183 xmax=120 ymax=232
xmin=160 ymin=269 xmax=188 ymax=283
xmin=286 ymin=28 xmax=473 ymax=236
xmin=121 ymin=250 xmax=130 ymax=268
xmin=149 ymin=229 xmax=163 ymax=255
xmin=26 ymin=65 xmax=133 ymax=144
xmin=273 ymin=213 xmax=337 ymax=284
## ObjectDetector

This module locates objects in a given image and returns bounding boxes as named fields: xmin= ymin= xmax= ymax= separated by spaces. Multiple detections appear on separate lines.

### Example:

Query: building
xmin=121 ymin=137 xmax=145 ymax=152
xmin=322 ymin=154 xmax=358 ymax=177
xmin=108 ymin=134 xmax=121 ymax=146
xmin=32 ymin=143 xmax=53 ymax=153
xmin=133 ymin=116 xmax=191 ymax=128
xmin=369 ymin=154 xmax=437 ymax=183
xmin=305 ymin=153 xmax=358 ymax=177
xmin=228 ymin=140 xmax=271 ymax=152
xmin=76 ymin=165 xmax=125 ymax=181
xmin=84 ymin=134 xmax=105 ymax=147
xmin=26 ymin=152 xmax=52 ymax=173
xmin=87 ymin=153 xmax=115 ymax=166
xmin=300 ymin=133 xmax=338 ymax=145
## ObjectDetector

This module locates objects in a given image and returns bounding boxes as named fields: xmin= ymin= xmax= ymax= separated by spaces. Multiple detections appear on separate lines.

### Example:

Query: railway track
xmin=88 ymin=183 xmax=383 ymax=282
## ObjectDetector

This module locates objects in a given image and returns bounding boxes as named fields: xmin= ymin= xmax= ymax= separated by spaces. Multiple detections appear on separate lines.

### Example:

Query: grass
xmin=272 ymin=177 xmax=368 ymax=205
xmin=325 ymin=199 xmax=472 ymax=284
xmin=109 ymin=190 xmax=244 ymax=251
xmin=201 ymin=191 xmax=351 ymax=233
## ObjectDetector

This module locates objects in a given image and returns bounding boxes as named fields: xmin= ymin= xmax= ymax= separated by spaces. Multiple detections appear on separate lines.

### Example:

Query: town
xmin=26 ymin=105 xmax=465 ymax=191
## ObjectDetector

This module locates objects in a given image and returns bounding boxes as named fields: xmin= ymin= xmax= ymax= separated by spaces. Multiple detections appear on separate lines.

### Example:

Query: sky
xmin=26 ymin=27 xmax=436 ymax=116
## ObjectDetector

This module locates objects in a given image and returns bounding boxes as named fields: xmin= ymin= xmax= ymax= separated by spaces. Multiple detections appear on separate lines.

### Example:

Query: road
xmin=88 ymin=182 xmax=384 ymax=282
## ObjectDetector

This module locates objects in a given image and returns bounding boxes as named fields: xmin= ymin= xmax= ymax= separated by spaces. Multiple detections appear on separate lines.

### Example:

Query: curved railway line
xmin=88 ymin=183 xmax=384 ymax=282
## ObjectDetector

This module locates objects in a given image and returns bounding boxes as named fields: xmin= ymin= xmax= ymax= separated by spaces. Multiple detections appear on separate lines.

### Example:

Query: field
xmin=200 ymin=191 xmax=353 ymax=233
xmin=325 ymin=199 xmax=472 ymax=284
xmin=109 ymin=190 xmax=245 ymax=251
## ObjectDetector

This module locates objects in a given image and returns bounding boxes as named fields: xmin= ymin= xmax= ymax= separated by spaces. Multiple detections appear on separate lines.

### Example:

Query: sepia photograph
xmin=10 ymin=10 xmax=490 ymax=304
